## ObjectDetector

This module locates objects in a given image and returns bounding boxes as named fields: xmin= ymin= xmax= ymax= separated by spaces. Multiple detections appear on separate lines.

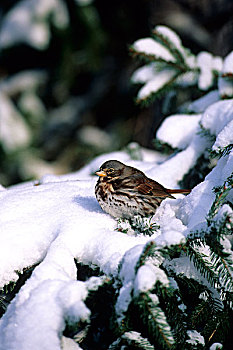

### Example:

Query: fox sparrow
xmin=95 ymin=160 xmax=190 ymax=219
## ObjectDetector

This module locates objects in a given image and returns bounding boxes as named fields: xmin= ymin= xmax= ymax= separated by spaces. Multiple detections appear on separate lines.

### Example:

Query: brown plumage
xmin=95 ymin=160 xmax=190 ymax=219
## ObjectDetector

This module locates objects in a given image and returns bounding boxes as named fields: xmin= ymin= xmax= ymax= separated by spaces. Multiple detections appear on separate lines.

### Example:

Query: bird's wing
xmin=137 ymin=183 xmax=153 ymax=194
xmin=135 ymin=176 xmax=172 ymax=198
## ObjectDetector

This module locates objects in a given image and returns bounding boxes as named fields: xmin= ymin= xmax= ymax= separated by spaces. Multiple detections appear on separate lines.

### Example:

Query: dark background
xmin=0 ymin=0 xmax=233 ymax=186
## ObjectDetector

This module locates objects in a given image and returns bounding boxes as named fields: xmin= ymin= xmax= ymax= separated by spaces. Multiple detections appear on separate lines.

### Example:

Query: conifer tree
xmin=108 ymin=25 xmax=233 ymax=350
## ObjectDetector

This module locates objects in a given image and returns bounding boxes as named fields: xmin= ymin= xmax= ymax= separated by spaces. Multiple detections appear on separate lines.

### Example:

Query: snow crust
xmin=213 ymin=119 xmax=233 ymax=151
xmin=201 ymin=100 xmax=233 ymax=136
xmin=0 ymin=98 xmax=232 ymax=348
xmin=156 ymin=114 xmax=201 ymax=149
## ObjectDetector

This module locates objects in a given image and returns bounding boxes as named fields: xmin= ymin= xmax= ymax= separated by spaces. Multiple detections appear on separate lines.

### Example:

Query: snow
xmin=147 ymin=131 xmax=211 ymax=188
xmin=218 ymin=76 xmax=233 ymax=98
xmin=0 ymin=92 xmax=31 ymax=151
xmin=197 ymin=52 xmax=214 ymax=90
xmin=132 ymin=38 xmax=175 ymax=62
xmin=155 ymin=25 xmax=187 ymax=59
xmin=217 ymin=51 xmax=233 ymax=98
xmin=131 ymin=63 xmax=157 ymax=84
xmin=134 ymin=264 xmax=169 ymax=295
xmin=0 ymin=70 xmax=47 ymax=96
xmin=115 ymin=244 xmax=146 ymax=319
xmin=177 ymin=151 xmax=233 ymax=231
xmin=61 ymin=337 xmax=82 ymax=350
xmin=196 ymin=51 xmax=222 ymax=91
xmin=156 ymin=114 xmax=201 ymax=149
xmin=131 ymin=27 xmax=231 ymax=104
xmin=222 ymin=51 xmax=233 ymax=75
xmin=0 ymin=0 xmax=68 ymax=50
xmin=188 ymin=90 xmax=220 ymax=113
xmin=0 ymin=177 xmax=151 ymax=349
xmin=201 ymin=99 xmax=233 ymax=135
xmin=209 ymin=343 xmax=223 ymax=350
xmin=0 ymin=95 xmax=233 ymax=348
xmin=137 ymin=69 xmax=176 ymax=100
xmin=186 ymin=330 xmax=205 ymax=346
xmin=213 ymin=119 xmax=233 ymax=151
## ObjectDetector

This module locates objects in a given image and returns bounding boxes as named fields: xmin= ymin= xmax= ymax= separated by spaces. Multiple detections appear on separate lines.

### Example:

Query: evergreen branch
xmin=208 ymin=324 xmax=219 ymax=343
xmin=186 ymin=239 xmax=233 ymax=296
xmin=188 ymin=291 xmax=229 ymax=347
xmin=153 ymin=139 xmax=176 ymax=155
xmin=197 ymin=124 xmax=216 ymax=142
xmin=135 ymin=73 xmax=180 ymax=106
xmin=188 ymin=214 xmax=233 ymax=247
xmin=153 ymin=280 xmax=188 ymax=346
xmin=129 ymin=47 xmax=190 ymax=73
xmin=151 ymin=29 xmax=186 ymax=65
xmin=191 ymin=290 xmax=223 ymax=329
xmin=187 ymin=213 xmax=233 ymax=305
xmin=207 ymin=174 xmax=233 ymax=222
xmin=116 ymin=216 xmax=160 ymax=236
xmin=135 ymin=242 xmax=183 ymax=274
xmin=204 ymin=310 xmax=230 ymax=346
xmin=109 ymin=331 xmax=155 ymax=349
xmin=185 ymin=242 xmax=220 ymax=289
xmin=191 ymin=299 xmax=208 ymax=327
xmin=135 ymin=241 xmax=157 ymax=271
xmin=185 ymin=239 xmax=233 ymax=306
xmin=129 ymin=48 xmax=173 ymax=65
xmin=211 ymin=144 xmax=233 ymax=158
xmin=209 ymin=246 xmax=233 ymax=295
xmin=136 ymin=292 xmax=174 ymax=349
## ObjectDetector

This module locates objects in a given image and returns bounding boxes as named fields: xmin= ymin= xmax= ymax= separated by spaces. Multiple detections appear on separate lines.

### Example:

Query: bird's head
xmin=95 ymin=160 xmax=127 ymax=180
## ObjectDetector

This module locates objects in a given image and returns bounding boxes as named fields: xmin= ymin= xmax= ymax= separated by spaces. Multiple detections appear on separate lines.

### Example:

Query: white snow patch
xmin=188 ymin=90 xmax=220 ymax=113
xmin=155 ymin=25 xmax=187 ymax=59
xmin=209 ymin=343 xmax=223 ymax=350
xmin=134 ymin=264 xmax=169 ymax=296
xmin=213 ymin=119 xmax=233 ymax=151
xmin=149 ymin=131 xmax=210 ymax=188
xmin=132 ymin=38 xmax=175 ymax=62
xmin=186 ymin=330 xmax=205 ymax=346
xmin=201 ymin=99 xmax=233 ymax=135
xmin=197 ymin=52 xmax=214 ymax=90
xmin=137 ymin=69 xmax=176 ymax=100
xmin=156 ymin=114 xmax=201 ymax=149
xmin=222 ymin=51 xmax=233 ymax=74
xmin=0 ymin=0 xmax=68 ymax=50
xmin=218 ymin=76 xmax=233 ymax=98
xmin=131 ymin=63 xmax=157 ymax=84
xmin=0 ymin=92 xmax=31 ymax=151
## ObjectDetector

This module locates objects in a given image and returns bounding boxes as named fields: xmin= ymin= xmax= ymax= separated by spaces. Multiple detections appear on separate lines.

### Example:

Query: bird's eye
xmin=107 ymin=168 xmax=115 ymax=176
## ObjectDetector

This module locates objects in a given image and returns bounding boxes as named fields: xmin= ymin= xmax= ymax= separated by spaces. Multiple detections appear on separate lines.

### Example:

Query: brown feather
xmin=166 ymin=189 xmax=191 ymax=194
xmin=137 ymin=183 xmax=153 ymax=194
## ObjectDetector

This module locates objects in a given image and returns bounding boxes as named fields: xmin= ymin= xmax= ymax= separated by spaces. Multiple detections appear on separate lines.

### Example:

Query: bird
xmin=95 ymin=160 xmax=190 ymax=219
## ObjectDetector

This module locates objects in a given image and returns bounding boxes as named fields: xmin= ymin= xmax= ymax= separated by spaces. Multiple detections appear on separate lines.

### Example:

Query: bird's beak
xmin=95 ymin=170 xmax=107 ymax=177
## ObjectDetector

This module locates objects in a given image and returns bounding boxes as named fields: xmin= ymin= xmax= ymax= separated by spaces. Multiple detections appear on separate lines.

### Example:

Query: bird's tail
xmin=166 ymin=189 xmax=191 ymax=194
